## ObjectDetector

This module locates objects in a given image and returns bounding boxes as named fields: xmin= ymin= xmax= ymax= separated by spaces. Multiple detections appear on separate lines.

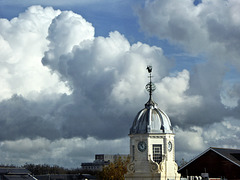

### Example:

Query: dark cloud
xmin=0 ymin=95 xmax=60 ymax=140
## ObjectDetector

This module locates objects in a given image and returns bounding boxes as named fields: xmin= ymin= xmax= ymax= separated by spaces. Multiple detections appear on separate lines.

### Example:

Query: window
xmin=95 ymin=154 xmax=104 ymax=161
xmin=153 ymin=144 xmax=162 ymax=163
xmin=132 ymin=145 xmax=135 ymax=160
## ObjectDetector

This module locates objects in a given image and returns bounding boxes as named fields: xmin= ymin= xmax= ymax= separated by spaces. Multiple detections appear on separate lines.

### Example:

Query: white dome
xmin=130 ymin=99 xmax=173 ymax=134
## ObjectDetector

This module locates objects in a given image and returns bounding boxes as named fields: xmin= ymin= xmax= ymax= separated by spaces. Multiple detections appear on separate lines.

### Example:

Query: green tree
xmin=98 ymin=156 xmax=130 ymax=180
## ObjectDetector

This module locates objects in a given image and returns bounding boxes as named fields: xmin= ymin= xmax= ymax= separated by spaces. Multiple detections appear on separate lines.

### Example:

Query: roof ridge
xmin=211 ymin=148 xmax=240 ymax=167
xmin=178 ymin=147 xmax=212 ymax=171
xmin=211 ymin=147 xmax=240 ymax=151
xmin=179 ymin=147 xmax=240 ymax=171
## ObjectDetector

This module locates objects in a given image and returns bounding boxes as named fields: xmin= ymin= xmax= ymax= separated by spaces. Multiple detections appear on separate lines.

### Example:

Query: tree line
xmin=0 ymin=156 xmax=130 ymax=179
xmin=0 ymin=164 xmax=91 ymax=175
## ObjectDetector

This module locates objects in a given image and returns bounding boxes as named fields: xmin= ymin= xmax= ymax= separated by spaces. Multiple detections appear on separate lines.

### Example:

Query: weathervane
xmin=145 ymin=65 xmax=156 ymax=101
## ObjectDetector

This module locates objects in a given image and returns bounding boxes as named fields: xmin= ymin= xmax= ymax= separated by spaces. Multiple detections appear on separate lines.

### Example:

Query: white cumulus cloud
xmin=0 ymin=6 xmax=69 ymax=101
xmin=1 ymin=2 xmax=240 ymax=167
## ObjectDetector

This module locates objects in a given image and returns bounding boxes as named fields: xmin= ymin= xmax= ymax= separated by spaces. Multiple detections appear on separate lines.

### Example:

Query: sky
xmin=0 ymin=0 xmax=240 ymax=168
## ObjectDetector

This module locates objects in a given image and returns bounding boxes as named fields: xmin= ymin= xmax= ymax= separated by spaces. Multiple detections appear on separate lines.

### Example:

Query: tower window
xmin=153 ymin=144 xmax=162 ymax=163
xmin=132 ymin=145 xmax=135 ymax=160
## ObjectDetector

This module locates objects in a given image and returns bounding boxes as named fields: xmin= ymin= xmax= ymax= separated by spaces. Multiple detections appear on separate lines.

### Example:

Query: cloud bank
xmin=0 ymin=0 xmax=240 ymax=166
xmin=137 ymin=0 xmax=240 ymax=159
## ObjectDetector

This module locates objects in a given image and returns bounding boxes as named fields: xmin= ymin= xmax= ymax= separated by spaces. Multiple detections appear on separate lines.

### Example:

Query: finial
xmin=147 ymin=66 xmax=152 ymax=73
xmin=145 ymin=66 xmax=156 ymax=103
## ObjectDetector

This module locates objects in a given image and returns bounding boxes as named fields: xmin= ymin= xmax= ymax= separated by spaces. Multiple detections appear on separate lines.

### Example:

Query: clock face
xmin=168 ymin=141 xmax=172 ymax=152
xmin=138 ymin=141 xmax=147 ymax=152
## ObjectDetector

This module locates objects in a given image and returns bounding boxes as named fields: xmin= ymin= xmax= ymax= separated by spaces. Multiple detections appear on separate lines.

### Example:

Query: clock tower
xmin=125 ymin=66 xmax=181 ymax=180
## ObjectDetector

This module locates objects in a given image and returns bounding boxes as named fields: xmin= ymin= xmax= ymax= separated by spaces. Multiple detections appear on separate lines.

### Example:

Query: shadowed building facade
xmin=178 ymin=147 xmax=240 ymax=180
xmin=125 ymin=66 xmax=180 ymax=180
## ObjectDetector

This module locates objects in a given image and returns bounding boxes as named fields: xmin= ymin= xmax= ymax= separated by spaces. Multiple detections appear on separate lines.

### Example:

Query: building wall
xmin=81 ymin=154 xmax=129 ymax=171
xmin=179 ymin=150 xmax=240 ymax=180
xmin=125 ymin=133 xmax=180 ymax=180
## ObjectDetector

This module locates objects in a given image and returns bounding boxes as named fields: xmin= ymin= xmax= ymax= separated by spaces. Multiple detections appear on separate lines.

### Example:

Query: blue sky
xmin=0 ymin=0 xmax=240 ymax=168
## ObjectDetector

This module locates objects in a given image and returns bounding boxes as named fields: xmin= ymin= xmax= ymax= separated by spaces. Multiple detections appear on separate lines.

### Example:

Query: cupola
xmin=129 ymin=66 xmax=173 ymax=134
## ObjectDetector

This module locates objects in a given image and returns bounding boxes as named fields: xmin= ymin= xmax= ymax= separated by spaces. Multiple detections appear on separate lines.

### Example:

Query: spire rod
xmin=146 ymin=66 xmax=156 ymax=103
